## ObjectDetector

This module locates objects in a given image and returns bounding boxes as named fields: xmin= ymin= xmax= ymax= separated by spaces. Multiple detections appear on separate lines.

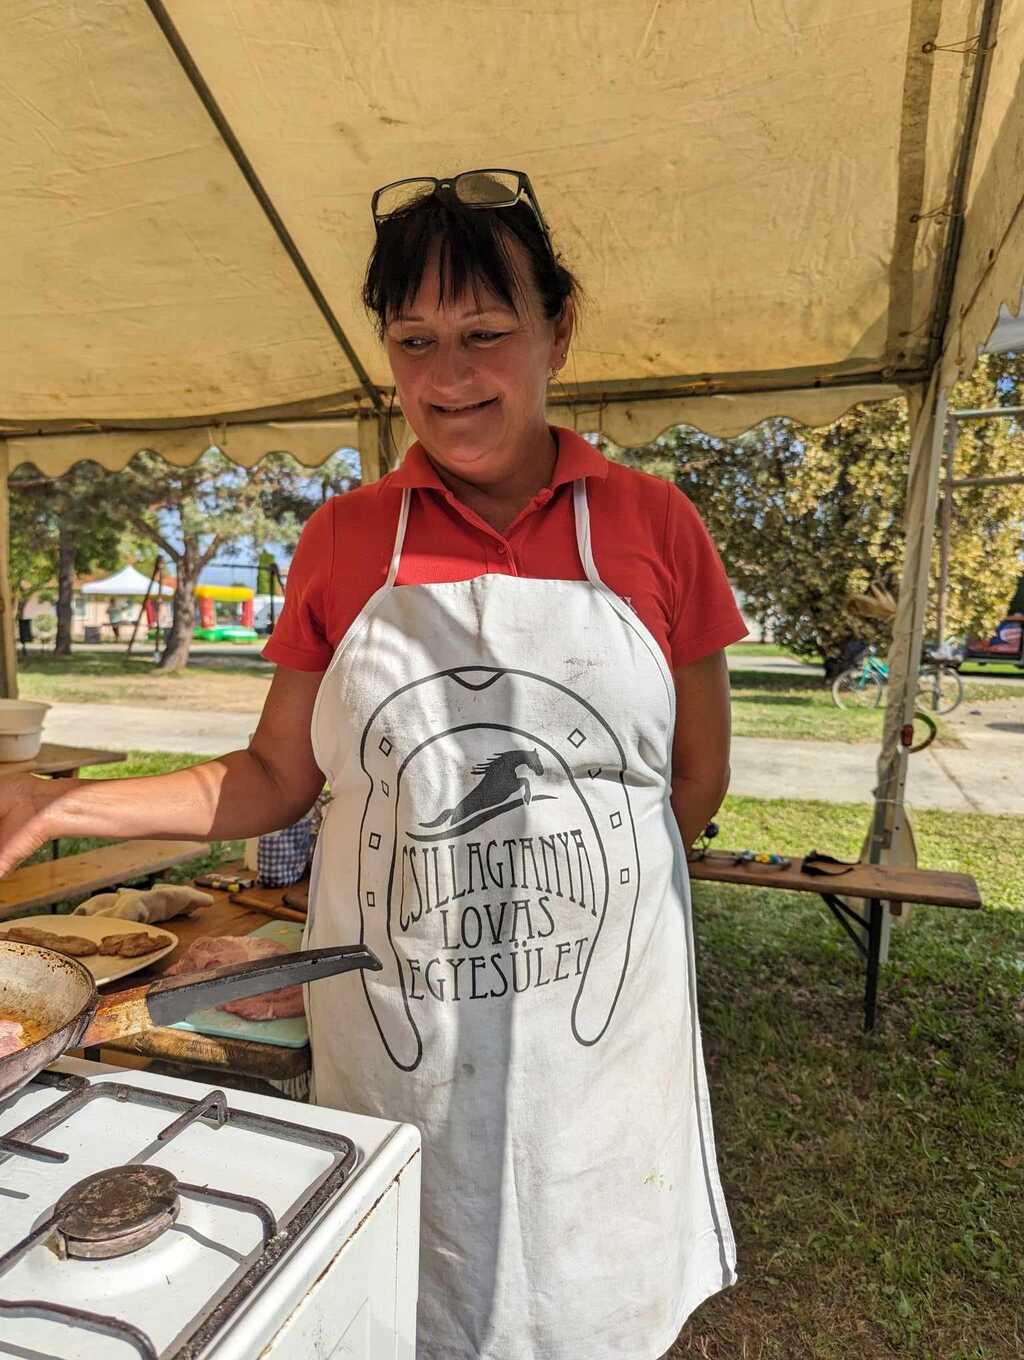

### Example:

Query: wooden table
xmin=0 ymin=742 xmax=126 ymax=778
xmin=688 ymin=851 xmax=981 ymax=1030
xmin=0 ymin=840 xmax=209 ymax=918
xmin=90 ymin=892 xmax=312 ymax=1083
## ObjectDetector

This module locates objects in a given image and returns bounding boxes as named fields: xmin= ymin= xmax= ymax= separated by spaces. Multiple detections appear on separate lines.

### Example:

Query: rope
xmin=922 ymin=34 xmax=996 ymax=56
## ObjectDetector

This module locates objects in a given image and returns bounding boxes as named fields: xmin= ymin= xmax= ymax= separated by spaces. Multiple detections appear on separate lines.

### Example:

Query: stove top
xmin=0 ymin=1059 xmax=419 ymax=1359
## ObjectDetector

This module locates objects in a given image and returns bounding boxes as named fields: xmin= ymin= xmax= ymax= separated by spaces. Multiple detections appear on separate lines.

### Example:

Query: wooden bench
xmin=687 ymin=851 xmax=981 ymax=1031
xmin=0 ymin=840 xmax=209 ymax=920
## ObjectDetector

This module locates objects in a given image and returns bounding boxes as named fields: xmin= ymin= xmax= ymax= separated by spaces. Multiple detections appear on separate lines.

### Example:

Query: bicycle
xmin=831 ymin=644 xmax=963 ymax=715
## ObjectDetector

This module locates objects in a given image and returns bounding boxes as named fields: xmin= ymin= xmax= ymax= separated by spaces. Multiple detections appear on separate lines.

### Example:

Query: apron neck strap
xmin=389 ymin=481 xmax=603 ymax=589
xmin=386 ymin=489 xmax=412 ymax=586
xmin=572 ymin=480 xmax=604 ymax=588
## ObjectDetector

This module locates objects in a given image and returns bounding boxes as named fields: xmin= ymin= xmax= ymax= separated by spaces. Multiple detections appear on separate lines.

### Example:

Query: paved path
xmin=44 ymin=703 xmax=256 ymax=756
xmin=41 ymin=700 xmax=1024 ymax=816
xmin=730 ymin=734 xmax=1022 ymax=815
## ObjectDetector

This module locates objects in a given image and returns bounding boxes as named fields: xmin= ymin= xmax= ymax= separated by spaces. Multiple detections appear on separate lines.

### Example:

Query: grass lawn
xmin=17 ymin=648 xmax=270 ymax=712
xmin=729 ymin=670 xmax=1023 ymax=745
xmin=959 ymin=663 xmax=1024 ymax=679
xmin=727 ymin=642 xmax=795 ymax=659
xmin=673 ymin=794 xmax=1023 ymax=1359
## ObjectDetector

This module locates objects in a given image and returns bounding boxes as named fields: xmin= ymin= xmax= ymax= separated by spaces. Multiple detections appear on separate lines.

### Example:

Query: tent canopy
xmin=1 ymin=0 xmax=1022 ymax=474
xmin=80 ymin=565 xmax=173 ymax=596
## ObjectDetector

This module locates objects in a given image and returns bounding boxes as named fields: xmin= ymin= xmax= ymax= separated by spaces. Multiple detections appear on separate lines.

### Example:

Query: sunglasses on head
xmin=371 ymin=169 xmax=555 ymax=258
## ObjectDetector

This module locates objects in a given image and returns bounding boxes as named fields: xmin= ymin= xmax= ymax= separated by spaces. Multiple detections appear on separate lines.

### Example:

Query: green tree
xmin=255 ymin=448 xmax=360 ymax=548
xmin=601 ymin=353 xmax=1024 ymax=676
xmin=8 ymin=492 xmax=52 ymax=626
xmin=113 ymin=448 xmax=302 ymax=671
xmin=10 ymin=463 xmax=124 ymax=654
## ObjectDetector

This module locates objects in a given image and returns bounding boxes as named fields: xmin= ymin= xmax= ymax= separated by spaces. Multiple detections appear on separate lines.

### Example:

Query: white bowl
xmin=0 ymin=700 xmax=50 ymax=762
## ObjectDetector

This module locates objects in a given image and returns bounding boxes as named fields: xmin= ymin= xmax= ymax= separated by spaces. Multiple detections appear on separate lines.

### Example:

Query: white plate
xmin=0 ymin=914 xmax=177 ymax=986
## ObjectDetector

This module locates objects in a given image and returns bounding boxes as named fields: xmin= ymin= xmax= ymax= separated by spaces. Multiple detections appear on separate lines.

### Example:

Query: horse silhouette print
xmin=412 ymin=747 xmax=555 ymax=841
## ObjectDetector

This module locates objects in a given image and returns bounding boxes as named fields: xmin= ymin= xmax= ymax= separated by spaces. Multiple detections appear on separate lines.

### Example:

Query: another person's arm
xmin=671 ymin=651 xmax=733 ymax=848
xmin=0 ymin=666 xmax=324 ymax=877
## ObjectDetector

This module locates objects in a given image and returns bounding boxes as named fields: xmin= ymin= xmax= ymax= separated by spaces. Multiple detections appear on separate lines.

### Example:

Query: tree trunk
xmin=54 ymin=522 xmax=74 ymax=656
xmin=158 ymin=545 xmax=197 ymax=672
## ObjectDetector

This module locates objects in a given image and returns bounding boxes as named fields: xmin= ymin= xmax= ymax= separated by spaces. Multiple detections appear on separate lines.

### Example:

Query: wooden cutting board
xmin=169 ymin=921 xmax=309 ymax=1049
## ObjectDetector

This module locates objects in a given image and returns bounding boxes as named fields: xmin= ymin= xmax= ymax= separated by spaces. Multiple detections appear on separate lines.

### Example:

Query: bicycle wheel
xmin=832 ymin=668 xmax=884 ymax=709
xmin=909 ymin=708 xmax=938 ymax=752
xmin=916 ymin=665 xmax=963 ymax=715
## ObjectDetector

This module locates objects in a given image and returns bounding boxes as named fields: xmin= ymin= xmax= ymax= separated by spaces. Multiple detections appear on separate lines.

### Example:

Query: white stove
xmin=0 ymin=1058 xmax=421 ymax=1359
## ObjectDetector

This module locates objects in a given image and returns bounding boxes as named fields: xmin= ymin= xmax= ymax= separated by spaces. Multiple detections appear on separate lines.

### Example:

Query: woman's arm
xmin=670 ymin=650 xmax=733 ymax=849
xmin=0 ymin=666 xmax=326 ymax=877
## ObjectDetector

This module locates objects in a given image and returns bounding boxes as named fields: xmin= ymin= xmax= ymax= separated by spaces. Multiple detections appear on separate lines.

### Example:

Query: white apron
xmin=306 ymin=480 xmax=736 ymax=1360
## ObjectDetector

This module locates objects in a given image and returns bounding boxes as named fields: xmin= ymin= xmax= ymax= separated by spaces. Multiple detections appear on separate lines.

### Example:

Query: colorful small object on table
xmin=195 ymin=871 xmax=257 ymax=894
xmin=687 ymin=823 xmax=790 ymax=870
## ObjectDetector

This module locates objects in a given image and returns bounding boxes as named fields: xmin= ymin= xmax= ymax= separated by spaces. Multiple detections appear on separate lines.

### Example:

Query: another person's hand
xmin=0 ymin=774 xmax=60 ymax=877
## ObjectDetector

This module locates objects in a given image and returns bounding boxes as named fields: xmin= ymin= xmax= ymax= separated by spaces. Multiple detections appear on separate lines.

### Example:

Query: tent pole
xmin=0 ymin=441 xmax=17 ymax=699
xmin=934 ymin=415 xmax=957 ymax=646
xmin=127 ymin=556 xmax=162 ymax=657
xmin=867 ymin=376 xmax=948 ymax=964
xmin=359 ymin=410 xmax=401 ymax=485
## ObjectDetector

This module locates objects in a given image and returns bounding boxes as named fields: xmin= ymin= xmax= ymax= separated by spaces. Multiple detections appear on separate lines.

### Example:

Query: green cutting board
xmin=170 ymin=921 xmax=309 ymax=1049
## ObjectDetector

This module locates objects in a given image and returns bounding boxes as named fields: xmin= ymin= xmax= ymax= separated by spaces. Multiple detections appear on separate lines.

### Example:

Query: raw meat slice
xmin=218 ymin=987 xmax=304 ymax=1021
xmin=165 ymin=935 xmax=289 ymax=974
xmin=0 ymin=1019 xmax=25 ymax=1058
xmin=167 ymin=936 xmax=304 ymax=1021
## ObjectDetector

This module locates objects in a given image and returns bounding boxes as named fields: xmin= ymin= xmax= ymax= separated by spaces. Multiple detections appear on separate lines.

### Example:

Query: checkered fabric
xmin=257 ymin=817 xmax=312 ymax=887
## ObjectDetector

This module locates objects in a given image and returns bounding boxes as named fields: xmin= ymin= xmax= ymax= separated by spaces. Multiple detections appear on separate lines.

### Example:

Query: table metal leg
xmin=863 ymin=898 xmax=883 ymax=1032
xmin=820 ymin=892 xmax=886 ymax=1031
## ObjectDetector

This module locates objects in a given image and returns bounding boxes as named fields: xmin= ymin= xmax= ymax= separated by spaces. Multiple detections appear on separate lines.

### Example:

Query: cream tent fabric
xmin=2 ymin=0 xmax=1022 ymax=467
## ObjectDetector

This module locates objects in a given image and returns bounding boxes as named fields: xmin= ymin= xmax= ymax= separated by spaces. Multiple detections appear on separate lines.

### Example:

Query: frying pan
xmin=0 ymin=939 xmax=381 ymax=1102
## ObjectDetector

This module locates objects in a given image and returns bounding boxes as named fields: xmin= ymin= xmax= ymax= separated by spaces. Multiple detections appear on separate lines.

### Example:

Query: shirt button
xmin=496 ymin=543 xmax=507 ymax=555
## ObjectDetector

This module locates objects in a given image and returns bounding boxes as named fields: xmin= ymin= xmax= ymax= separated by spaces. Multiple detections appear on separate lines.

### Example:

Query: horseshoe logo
xmin=354 ymin=667 xmax=642 ymax=1070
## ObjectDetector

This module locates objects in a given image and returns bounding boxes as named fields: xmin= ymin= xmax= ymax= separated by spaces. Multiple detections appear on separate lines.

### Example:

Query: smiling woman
xmin=260 ymin=170 xmax=746 ymax=1360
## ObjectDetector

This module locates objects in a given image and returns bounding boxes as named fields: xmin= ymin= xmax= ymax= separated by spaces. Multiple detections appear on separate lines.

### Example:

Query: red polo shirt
xmin=262 ymin=427 xmax=746 ymax=673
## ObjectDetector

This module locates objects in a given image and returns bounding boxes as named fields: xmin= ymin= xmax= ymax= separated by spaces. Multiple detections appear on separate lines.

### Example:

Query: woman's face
xmin=384 ymin=236 xmax=573 ymax=485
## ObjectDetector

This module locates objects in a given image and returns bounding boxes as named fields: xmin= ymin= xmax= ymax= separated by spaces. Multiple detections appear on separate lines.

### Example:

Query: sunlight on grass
xmin=673 ymin=797 xmax=1023 ymax=1358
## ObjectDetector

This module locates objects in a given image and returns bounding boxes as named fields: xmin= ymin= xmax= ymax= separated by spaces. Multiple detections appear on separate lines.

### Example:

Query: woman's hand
xmin=0 ymin=774 xmax=62 ymax=876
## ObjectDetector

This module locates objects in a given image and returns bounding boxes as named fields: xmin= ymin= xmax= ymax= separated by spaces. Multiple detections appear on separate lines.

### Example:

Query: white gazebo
xmin=1 ymin=0 xmax=1022 ymax=882
xmin=81 ymin=566 xmax=174 ymax=597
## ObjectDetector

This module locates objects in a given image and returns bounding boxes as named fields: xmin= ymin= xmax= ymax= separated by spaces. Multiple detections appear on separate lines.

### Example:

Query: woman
xmin=1 ymin=170 xmax=744 ymax=1359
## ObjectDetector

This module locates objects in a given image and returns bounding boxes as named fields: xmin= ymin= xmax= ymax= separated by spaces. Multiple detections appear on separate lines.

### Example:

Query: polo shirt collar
xmin=390 ymin=426 xmax=608 ymax=491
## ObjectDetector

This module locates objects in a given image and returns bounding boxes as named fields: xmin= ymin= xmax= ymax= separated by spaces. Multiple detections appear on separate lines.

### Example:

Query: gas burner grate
xmin=0 ymin=1070 xmax=86 ymax=1164
xmin=0 ymin=1074 xmax=357 ymax=1359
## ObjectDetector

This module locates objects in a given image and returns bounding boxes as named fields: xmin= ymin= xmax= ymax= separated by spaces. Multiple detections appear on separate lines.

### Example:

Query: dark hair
xmin=362 ymin=186 xmax=584 ymax=344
